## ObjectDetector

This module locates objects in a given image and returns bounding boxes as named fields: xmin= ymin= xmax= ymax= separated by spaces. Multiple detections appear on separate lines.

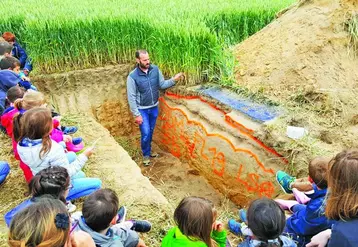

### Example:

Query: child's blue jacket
xmin=285 ymin=184 xmax=334 ymax=237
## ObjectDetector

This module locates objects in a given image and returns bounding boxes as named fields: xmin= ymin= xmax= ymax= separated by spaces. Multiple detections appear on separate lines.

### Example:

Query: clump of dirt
xmin=234 ymin=0 xmax=358 ymax=173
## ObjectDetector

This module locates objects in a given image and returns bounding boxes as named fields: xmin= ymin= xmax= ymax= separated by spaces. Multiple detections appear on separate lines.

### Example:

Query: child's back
xmin=238 ymin=198 xmax=297 ymax=247
xmin=73 ymin=189 xmax=142 ymax=247
xmin=161 ymin=196 xmax=228 ymax=247
xmin=285 ymin=184 xmax=331 ymax=236
xmin=239 ymin=235 xmax=296 ymax=247
xmin=0 ymin=70 xmax=20 ymax=111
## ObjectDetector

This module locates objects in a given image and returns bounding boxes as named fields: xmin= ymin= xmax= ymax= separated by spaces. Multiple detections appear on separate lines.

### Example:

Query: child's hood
xmin=76 ymin=216 xmax=125 ymax=247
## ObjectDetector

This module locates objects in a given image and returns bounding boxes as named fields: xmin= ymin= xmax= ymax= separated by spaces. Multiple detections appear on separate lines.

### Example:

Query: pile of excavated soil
xmin=234 ymin=0 xmax=358 ymax=175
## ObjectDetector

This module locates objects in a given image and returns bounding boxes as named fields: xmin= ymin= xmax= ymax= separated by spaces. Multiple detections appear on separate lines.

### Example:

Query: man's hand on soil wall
xmin=173 ymin=72 xmax=185 ymax=82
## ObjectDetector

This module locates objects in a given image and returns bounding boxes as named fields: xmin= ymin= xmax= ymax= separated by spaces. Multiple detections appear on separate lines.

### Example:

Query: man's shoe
xmin=150 ymin=152 xmax=159 ymax=158
xmin=228 ymin=219 xmax=243 ymax=236
xmin=72 ymin=137 xmax=83 ymax=145
xmin=130 ymin=220 xmax=152 ymax=233
xmin=61 ymin=126 xmax=78 ymax=135
xmin=117 ymin=206 xmax=127 ymax=224
xmin=276 ymin=171 xmax=295 ymax=194
xmin=143 ymin=157 xmax=151 ymax=166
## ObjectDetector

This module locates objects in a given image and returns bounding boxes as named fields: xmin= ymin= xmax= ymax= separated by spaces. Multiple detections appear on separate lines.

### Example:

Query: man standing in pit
xmin=127 ymin=50 xmax=183 ymax=166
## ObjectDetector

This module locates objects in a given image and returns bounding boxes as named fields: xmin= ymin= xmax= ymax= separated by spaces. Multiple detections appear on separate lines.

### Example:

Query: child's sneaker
xmin=228 ymin=219 xmax=244 ymax=236
xmin=143 ymin=157 xmax=151 ymax=166
xmin=117 ymin=206 xmax=127 ymax=224
xmin=238 ymin=209 xmax=247 ymax=222
xmin=72 ymin=137 xmax=83 ymax=145
xmin=276 ymin=171 xmax=295 ymax=194
xmin=130 ymin=220 xmax=152 ymax=233
xmin=61 ymin=126 xmax=78 ymax=135
xmin=66 ymin=201 xmax=77 ymax=213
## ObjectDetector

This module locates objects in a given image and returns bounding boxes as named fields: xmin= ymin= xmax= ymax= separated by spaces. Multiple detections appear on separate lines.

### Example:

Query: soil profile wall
xmin=33 ymin=64 xmax=286 ymax=206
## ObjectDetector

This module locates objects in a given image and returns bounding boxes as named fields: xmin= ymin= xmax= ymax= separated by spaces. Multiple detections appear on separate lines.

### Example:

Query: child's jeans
xmin=138 ymin=106 xmax=158 ymax=157
xmin=0 ymin=161 xmax=10 ymax=184
xmin=59 ymin=141 xmax=102 ymax=200
xmin=67 ymin=177 xmax=102 ymax=201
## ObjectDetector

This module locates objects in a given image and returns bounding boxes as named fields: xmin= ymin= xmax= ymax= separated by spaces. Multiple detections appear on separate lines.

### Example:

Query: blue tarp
xmin=200 ymin=87 xmax=279 ymax=122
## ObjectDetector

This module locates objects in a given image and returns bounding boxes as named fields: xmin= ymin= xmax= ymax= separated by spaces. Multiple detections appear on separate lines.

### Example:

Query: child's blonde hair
xmin=8 ymin=197 xmax=70 ymax=247
xmin=14 ymin=90 xmax=46 ymax=110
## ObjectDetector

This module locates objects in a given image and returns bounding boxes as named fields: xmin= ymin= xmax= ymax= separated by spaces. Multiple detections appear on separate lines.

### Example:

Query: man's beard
xmin=139 ymin=62 xmax=150 ymax=69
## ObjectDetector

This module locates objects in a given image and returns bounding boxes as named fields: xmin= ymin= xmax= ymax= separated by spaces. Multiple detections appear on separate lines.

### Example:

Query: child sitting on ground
xmin=0 ymin=56 xmax=35 ymax=113
xmin=275 ymin=157 xmax=334 ymax=246
xmin=8 ymin=197 xmax=96 ymax=247
xmin=2 ymin=32 xmax=32 ymax=74
xmin=236 ymin=198 xmax=296 ymax=247
xmin=14 ymin=107 xmax=92 ymax=179
xmin=162 ymin=196 xmax=228 ymax=247
xmin=0 ymin=41 xmax=12 ymax=61
xmin=5 ymin=90 xmax=83 ymax=154
xmin=4 ymin=166 xmax=101 ymax=226
xmin=72 ymin=188 xmax=149 ymax=247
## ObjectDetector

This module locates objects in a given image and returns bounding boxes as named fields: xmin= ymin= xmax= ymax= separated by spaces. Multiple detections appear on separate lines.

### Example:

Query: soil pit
xmin=116 ymin=134 xmax=242 ymax=245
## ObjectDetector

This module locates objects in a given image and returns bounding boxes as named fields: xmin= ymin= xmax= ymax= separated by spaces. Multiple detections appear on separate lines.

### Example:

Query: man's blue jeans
xmin=139 ymin=106 xmax=159 ymax=157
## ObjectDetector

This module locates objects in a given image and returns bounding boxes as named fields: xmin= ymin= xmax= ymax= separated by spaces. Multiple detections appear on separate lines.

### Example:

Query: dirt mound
xmin=234 ymin=0 xmax=358 ymax=173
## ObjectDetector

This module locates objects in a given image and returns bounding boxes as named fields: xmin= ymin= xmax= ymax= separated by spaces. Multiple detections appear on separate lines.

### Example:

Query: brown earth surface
xmin=234 ymin=0 xmax=358 ymax=176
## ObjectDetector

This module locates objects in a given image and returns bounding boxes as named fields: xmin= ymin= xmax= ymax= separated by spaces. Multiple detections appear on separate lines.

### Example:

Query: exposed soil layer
xmin=33 ymin=65 xmax=136 ymax=137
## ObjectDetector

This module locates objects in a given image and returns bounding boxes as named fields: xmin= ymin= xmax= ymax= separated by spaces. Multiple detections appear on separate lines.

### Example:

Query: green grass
xmin=0 ymin=0 xmax=294 ymax=82
xmin=347 ymin=14 xmax=358 ymax=56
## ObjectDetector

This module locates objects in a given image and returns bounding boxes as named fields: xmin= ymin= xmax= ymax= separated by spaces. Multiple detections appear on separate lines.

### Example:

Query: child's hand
xmin=83 ymin=147 xmax=95 ymax=158
xmin=21 ymin=75 xmax=31 ymax=81
xmin=137 ymin=239 xmax=147 ymax=247
xmin=213 ymin=221 xmax=224 ymax=232
xmin=63 ymin=135 xmax=72 ymax=143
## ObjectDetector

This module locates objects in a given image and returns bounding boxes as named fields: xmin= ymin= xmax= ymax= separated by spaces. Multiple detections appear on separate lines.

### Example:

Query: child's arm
xmin=18 ymin=78 xmax=32 ymax=90
xmin=291 ymin=180 xmax=313 ymax=192
xmin=49 ymin=142 xmax=89 ymax=177
xmin=211 ymin=222 xmax=228 ymax=247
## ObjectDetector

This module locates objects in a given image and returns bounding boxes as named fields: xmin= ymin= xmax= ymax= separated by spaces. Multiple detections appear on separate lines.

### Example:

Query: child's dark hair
xmin=247 ymin=198 xmax=286 ymax=247
xmin=13 ymin=107 xmax=53 ymax=158
xmin=309 ymin=157 xmax=329 ymax=189
xmin=0 ymin=41 xmax=12 ymax=56
xmin=0 ymin=56 xmax=20 ymax=70
xmin=174 ymin=196 xmax=216 ymax=247
xmin=29 ymin=166 xmax=70 ymax=204
xmin=82 ymin=188 xmax=119 ymax=232
xmin=7 ymin=86 xmax=25 ymax=103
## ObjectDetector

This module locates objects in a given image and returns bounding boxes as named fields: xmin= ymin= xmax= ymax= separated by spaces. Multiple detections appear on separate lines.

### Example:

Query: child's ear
xmin=110 ymin=215 xmax=117 ymax=225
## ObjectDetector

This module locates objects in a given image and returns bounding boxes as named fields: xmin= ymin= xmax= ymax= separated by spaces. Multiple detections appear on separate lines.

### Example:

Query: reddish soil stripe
xmin=164 ymin=92 xmax=288 ymax=164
